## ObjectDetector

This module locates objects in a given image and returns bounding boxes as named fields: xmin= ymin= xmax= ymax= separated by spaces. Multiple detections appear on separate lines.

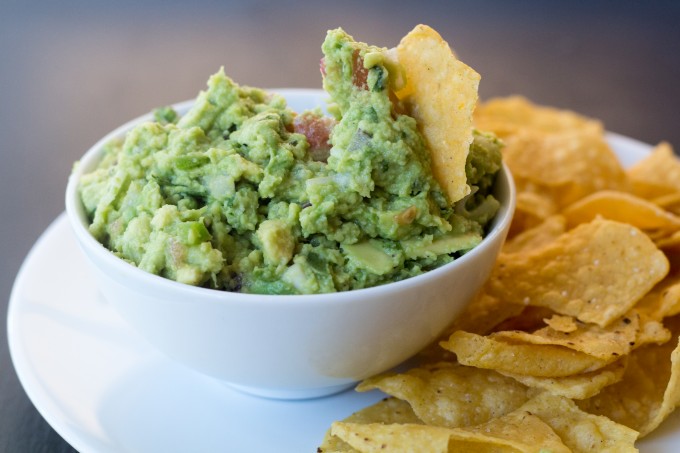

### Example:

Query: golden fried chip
xmin=488 ymin=219 xmax=669 ymax=327
xmin=332 ymin=411 xmax=571 ymax=453
xmin=344 ymin=397 xmax=422 ymax=425
xmin=509 ymin=190 xmax=559 ymax=237
xmin=493 ymin=312 xmax=641 ymax=359
xmin=628 ymin=142 xmax=680 ymax=199
xmin=519 ymin=393 xmax=639 ymax=452
xmin=318 ymin=398 xmax=422 ymax=453
xmin=474 ymin=97 xmax=628 ymax=210
xmin=500 ymin=130 xmax=629 ymax=207
xmin=396 ymin=24 xmax=480 ymax=203
xmin=562 ymin=190 xmax=680 ymax=230
xmin=474 ymin=96 xmax=603 ymax=138
xmin=500 ymin=359 xmax=627 ymax=400
xmin=461 ymin=409 xmax=571 ymax=453
xmin=356 ymin=361 xmax=532 ymax=428
xmin=441 ymin=331 xmax=613 ymax=377
xmin=330 ymin=422 xmax=451 ymax=453
xmin=578 ymin=316 xmax=680 ymax=437
xmin=328 ymin=393 xmax=637 ymax=452
xmin=636 ymin=272 xmax=680 ymax=321
xmin=503 ymin=215 xmax=566 ymax=254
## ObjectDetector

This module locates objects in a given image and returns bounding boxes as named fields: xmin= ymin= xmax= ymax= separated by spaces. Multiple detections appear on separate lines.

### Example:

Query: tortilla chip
xmin=627 ymin=142 xmax=680 ymax=199
xmin=519 ymin=393 xmax=639 ymax=452
xmin=493 ymin=312 xmax=642 ymax=359
xmin=503 ymin=215 xmax=566 ymax=254
xmin=356 ymin=361 xmax=532 ymax=428
xmin=577 ymin=316 xmax=680 ymax=437
xmin=500 ymin=360 xmax=627 ymax=400
xmin=488 ymin=219 xmax=669 ymax=327
xmin=330 ymin=422 xmax=451 ymax=453
xmin=636 ymin=272 xmax=680 ymax=321
xmin=461 ymin=409 xmax=571 ymax=453
xmin=510 ymin=188 xmax=559 ymax=237
xmin=500 ymin=130 xmax=629 ymax=208
xmin=396 ymin=24 xmax=479 ymax=203
xmin=562 ymin=190 xmax=680 ymax=230
xmin=331 ymin=410 xmax=571 ymax=453
xmin=441 ymin=331 xmax=614 ymax=377
xmin=475 ymin=97 xmax=628 ymax=210
xmin=318 ymin=397 xmax=422 ymax=453
xmin=473 ymin=96 xmax=603 ymax=138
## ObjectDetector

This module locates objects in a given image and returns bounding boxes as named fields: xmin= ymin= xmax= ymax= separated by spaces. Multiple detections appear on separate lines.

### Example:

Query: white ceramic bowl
xmin=65 ymin=89 xmax=516 ymax=399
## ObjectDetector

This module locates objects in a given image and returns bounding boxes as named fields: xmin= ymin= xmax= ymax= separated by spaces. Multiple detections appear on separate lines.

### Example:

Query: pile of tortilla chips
xmin=318 ymin=27 xmax=680 ymax=450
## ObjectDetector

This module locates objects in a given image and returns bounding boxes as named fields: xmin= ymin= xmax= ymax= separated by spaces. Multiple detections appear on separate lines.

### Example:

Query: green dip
xmin=78 ymin=28 xmax=502 ymax=294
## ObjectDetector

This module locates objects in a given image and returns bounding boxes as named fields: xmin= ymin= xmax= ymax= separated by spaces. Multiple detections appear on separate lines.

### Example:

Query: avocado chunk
xmin=256 ymin=219 xmax=295 ymax=266
xmin=282 ymin=257 xmax=326 ymax=294
xmin=342 ymin=240 xmax=395 ymax=275
xmin=402 ymin=232 xmax=482 ymax=260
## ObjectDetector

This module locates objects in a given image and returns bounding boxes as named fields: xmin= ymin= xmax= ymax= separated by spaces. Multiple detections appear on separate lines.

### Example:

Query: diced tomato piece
xmin=352 ymin=50 xmax=369 ymax=90
xmin=319 ymin=51 xmax=369 ymax=91
xmin=293 ymin=113 xmax=336 ymax=162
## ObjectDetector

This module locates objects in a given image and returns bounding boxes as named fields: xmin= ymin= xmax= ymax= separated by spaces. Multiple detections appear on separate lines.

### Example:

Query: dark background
xmin=2 ymin=1 xmax=679 ymax=451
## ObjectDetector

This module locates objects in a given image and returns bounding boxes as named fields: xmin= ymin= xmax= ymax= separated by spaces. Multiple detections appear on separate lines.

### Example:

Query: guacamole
xmin=78 ymin=28 xmax=502 ymax=294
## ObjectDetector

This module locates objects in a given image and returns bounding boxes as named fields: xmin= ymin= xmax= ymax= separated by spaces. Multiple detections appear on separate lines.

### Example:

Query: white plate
xmin=7 ymin=133 xmax=680 ymax=452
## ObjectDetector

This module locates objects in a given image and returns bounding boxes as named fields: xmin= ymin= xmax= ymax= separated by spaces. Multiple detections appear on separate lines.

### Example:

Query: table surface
xmin=2 ymin=1 xmax=679 ymax=451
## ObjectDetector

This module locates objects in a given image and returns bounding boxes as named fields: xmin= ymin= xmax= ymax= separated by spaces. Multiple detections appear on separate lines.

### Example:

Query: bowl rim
xmin=65 ymin=88 xmax=516 ymax=308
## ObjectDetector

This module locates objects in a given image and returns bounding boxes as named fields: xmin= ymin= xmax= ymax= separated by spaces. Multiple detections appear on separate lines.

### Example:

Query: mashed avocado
xmin=78 ymin=28 xmax=502 ymax=294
